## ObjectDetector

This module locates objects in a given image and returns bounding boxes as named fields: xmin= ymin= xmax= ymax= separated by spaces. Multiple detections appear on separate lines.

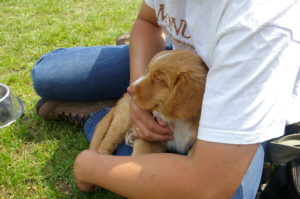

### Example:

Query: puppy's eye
xmin=153 ymin=75 xmax=168 ymax=87
xmin=152 ymin=73 xmax=167 ymax=86
xmin=154 ymin=76 xmax=162 ymax=82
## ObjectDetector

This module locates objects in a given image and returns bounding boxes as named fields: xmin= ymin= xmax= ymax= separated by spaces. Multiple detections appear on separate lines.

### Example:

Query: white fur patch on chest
xmin=153 ymin=111 xmax=196 ymax=154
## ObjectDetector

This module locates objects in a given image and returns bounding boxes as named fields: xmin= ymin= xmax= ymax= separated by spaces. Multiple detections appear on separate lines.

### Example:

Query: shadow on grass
xmin=11 ymin=110 xmax=124 ymax=199
xmin=41 ymin=136 xmax=124 ymax=199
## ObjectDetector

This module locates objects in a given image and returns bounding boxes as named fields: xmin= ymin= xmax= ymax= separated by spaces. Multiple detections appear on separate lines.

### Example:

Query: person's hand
xmin=130 ymin=102 xmax=174 ymax=142
xmin=73 ymin=151 xmax=96 ymax=192
xmin=74 ymin=176 xmax=95 ymax=192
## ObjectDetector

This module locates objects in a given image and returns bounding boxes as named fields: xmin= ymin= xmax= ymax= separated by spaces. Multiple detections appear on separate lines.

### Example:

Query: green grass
xmin=0 ymin=0 xmax=140 ymax=198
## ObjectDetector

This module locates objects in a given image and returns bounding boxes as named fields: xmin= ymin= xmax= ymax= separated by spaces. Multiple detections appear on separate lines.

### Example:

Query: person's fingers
xmin=130 ymin=103 xmax=173 ymax=142
xmin=132 ymin=120 xmax=173 ymax=142
xmin=140 ymin=113 xmax=173 ymax=136
xmin=131 ymin=103 xmax=173 ymax=135
xmin=155 ymin=116 xmax=168 ymax=127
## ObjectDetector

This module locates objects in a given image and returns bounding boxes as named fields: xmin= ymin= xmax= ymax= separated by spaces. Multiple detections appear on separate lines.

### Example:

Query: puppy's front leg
xmin=132 ymin=139 xmax=166 ymax=155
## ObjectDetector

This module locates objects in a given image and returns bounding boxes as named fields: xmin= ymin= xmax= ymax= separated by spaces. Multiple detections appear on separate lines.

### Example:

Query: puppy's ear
xmin=163 ymin=73 xmax=206 ymax=120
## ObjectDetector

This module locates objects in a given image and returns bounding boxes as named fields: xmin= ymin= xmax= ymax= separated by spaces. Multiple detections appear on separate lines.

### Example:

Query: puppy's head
xmin=128 ymin=50 xmax=208 ymax=120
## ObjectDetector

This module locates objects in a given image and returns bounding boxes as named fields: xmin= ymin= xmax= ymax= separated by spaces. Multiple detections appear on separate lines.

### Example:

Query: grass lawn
xmin=0 ymin=0 xmax=140 ymax=198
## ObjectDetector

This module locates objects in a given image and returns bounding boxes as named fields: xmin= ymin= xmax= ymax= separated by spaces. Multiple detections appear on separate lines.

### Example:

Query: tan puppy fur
xmin=89 ymin=50 xmax=208 ymax=156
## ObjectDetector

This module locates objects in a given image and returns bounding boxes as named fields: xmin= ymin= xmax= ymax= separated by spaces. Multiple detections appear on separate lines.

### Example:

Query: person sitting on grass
xmin=32 ymin=0 xmax=300 ymax=198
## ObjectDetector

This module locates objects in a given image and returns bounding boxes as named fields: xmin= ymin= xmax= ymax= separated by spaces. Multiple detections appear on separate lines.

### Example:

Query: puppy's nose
xmin=127 ymin=85 xmax=136 ymax=96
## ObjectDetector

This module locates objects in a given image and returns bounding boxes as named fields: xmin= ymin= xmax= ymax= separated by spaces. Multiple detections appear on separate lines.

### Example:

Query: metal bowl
xmin=0 ymin=83 xmax=24 ymax=128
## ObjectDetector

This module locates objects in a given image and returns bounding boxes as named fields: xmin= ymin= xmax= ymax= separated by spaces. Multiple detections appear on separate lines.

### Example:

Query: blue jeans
xmin=32 ymin=45 xmax=130 ymax=101
xmin=32 ymin=45 xmax=264 ymax=199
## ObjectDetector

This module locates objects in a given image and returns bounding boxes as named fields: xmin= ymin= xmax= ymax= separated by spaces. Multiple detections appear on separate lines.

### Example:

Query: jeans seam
xmin=84 ymin=108 xmax=110 ymax=132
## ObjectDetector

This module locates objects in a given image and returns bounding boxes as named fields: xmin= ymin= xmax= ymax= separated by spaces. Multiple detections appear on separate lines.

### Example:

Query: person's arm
xmin=74 ymin=140 xmax=259 ymax=198
xmin=129 ymin=1 xmax=173 ymax=141
xmin=129 ymin=1 xmax=165 ymax=83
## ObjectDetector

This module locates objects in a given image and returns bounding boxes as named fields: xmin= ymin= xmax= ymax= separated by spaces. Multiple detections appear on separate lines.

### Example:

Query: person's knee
xmin=31 ymin=48 xmax=64 ymax=86
xmin=32 ymin=49 xmax=63 ymax=98
xmin=31 ymin=53 xmax=49 ymax=95
xmin=31 ymin=65 xmax=42 ymax=93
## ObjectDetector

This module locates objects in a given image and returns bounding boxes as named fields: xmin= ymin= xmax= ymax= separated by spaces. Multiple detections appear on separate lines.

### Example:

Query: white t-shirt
xmin=144 ymin=0 xmax=300 ymax=144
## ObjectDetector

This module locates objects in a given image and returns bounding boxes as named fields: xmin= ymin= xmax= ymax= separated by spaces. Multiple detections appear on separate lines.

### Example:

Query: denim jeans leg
xmin=32 ymin=45 xmax=130 ymax=101
xmin=232 ymin=144 xmax=264 ymax=199
xmin=84 ymin=109 xmax=133 ymax=156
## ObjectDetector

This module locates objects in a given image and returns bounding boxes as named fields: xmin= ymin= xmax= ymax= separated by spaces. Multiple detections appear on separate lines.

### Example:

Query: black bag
xmin=258 ymin=159 xmax=300 ymax=199
xmin=258 ymin=124 xmax=300 ymax=199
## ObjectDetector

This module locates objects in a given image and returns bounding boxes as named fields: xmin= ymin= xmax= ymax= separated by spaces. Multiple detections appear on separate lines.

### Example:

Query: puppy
xmin=89 ymin=50 xmax=208 ymax=156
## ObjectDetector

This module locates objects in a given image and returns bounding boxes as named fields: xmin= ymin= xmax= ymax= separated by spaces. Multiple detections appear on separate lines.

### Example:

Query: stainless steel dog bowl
xmin=0 ymin=83 xmax=24 ymax=128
